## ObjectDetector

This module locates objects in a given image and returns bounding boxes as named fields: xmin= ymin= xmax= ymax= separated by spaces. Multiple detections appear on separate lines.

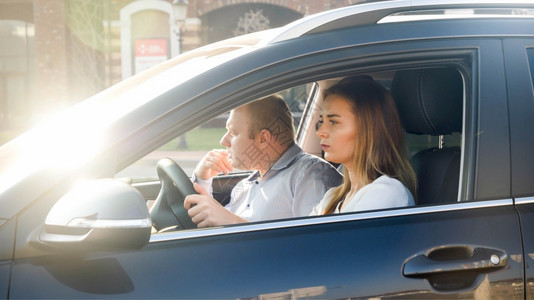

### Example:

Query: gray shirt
xmin=198 ymin=144 xmax=342 ymax=222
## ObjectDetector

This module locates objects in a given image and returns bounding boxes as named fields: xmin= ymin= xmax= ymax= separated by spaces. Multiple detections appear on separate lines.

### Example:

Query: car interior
xmin=125 ymin=64 xmax=466 ymax=231
xmin=299 ymin=66 xmax=464 ymax=206
xmin=391 ymin=67 xmax=463 ymax=205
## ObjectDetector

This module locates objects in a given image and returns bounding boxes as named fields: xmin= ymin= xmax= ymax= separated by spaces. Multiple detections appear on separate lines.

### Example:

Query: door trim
xmin=515 ymin=196 xmax=534 ymax=205
xmin=150 ymin=199 xmax=513 ymax=243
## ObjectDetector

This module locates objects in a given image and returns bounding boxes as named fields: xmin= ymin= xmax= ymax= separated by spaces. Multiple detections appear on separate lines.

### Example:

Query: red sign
xmin=134 ymin=38 xmax=168 ymax=73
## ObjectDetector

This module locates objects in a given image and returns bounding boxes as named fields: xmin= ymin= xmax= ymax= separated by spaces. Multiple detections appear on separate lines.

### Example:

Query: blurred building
xmin=0 ymin=0 xmax=365 ymax=138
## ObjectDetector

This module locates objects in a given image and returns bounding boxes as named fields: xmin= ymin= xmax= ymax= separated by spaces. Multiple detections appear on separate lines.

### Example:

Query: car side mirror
xmin=40 ymin=179 xmax=151 ymax=251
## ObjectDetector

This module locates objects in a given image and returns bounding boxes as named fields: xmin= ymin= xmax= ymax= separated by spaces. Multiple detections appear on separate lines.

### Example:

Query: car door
xmin=503 ymin=38 xmax=534 ymax=300
xmin=8 ymin=26 xmax=521 ymax=298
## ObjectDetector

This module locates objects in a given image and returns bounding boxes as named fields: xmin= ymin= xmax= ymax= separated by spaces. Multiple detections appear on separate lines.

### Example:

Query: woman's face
xmin=316 ymin=94 xmax=358 ymax=167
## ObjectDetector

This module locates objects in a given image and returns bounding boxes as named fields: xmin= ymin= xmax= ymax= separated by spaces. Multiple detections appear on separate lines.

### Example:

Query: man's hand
xmin=184 ymin=183 xmax=246 ymax=228
xmin=193 ymin=149 xmax=234 ymax=180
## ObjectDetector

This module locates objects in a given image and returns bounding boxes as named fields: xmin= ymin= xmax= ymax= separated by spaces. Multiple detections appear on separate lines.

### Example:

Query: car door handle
xmin=402 ymin=245 xmax=507 ymax=278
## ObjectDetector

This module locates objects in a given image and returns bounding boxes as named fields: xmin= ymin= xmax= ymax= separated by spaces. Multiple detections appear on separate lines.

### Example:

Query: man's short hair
xmin=244 ymin=95 xmax=295 ymax=146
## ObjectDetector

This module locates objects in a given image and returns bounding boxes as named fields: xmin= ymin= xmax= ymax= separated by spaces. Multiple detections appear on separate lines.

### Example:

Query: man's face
xmin=220 ymin=107 xmax=262 ymax=171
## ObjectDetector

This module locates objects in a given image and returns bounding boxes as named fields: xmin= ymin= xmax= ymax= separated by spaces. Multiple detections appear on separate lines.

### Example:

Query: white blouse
xmin=310 ymin=175 xmax=414 ymax=215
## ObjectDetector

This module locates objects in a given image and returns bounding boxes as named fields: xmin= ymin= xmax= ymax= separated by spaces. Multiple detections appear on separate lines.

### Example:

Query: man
xmin=184 ymin=95 xmax=342 ymax=227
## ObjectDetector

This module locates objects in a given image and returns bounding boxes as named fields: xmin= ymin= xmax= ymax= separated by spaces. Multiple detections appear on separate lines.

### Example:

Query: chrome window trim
xmin=380 ymin=10 xmax=534 ymax=24
xmin=515 ymin=196 xmax=534 ymax=205
xmin=270 ymin=0 xmax=534 ymax=44
xmin=150 ymin=199 xmax=512 ymax=243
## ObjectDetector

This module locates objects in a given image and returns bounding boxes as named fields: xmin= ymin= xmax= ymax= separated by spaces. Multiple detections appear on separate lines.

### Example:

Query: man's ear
xmin=258 ymin=129 xmax=272 ymax=148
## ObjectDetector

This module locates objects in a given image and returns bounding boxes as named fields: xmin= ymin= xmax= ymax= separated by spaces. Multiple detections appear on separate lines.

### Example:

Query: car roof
xmin=269 ymin=0 xmax=534 ymax=43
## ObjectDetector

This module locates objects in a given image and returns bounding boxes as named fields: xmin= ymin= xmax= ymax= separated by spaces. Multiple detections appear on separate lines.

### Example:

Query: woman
xmin=311 ymin=76 xmax=416 ymax=215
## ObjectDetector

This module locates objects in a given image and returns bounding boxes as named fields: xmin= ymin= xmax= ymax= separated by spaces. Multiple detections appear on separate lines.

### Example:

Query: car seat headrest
xmin=391 ymin=67 xmax=463 ymax=136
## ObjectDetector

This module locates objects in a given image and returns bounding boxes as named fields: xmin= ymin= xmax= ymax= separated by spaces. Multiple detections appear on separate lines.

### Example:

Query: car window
xmin=124 ymin=58 xmax=469 ymax=232
xmin=385 ymin=66 xmax=465 ymax=205
xmin=369 ymin=70 xmax=462 ymax=155
xmin=302 ymin=64 xmax=466 ymax=208
xmin=115 ymin=83 xmax=313 ymax=182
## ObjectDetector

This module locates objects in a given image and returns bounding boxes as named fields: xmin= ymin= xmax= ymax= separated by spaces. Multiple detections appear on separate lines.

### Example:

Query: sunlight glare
xmin=22 ymin=107 xmax=106 ymax=173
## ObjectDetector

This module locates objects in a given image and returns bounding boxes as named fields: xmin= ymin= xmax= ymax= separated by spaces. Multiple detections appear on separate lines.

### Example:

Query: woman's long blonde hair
xmin=322 ymin=76 xmax=417 ymax=214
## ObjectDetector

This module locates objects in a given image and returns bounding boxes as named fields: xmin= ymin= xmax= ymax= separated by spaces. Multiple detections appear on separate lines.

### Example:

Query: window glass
xmin=367 ymin=69 xmax=462 ymax=155
xmin=389 ymin=67 xmax=464 ymax=205
xmin=405 ymin=132 xmax=461 ymax=155
xmin=324 ymin=66 xmax=465 ymax=206
xmin=116 ymin=84 xmax=313 ymax=182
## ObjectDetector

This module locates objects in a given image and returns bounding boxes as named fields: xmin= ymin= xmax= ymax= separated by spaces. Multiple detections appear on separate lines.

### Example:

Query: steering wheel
xmin=149 ymin=158 xmax=197 ymax=231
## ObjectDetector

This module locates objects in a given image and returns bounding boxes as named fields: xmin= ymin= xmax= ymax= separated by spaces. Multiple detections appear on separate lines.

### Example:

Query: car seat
xmin=391 ymin=67 xmax=463 ymax=205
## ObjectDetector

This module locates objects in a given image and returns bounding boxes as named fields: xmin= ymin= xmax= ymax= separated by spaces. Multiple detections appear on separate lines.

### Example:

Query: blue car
xmin=1 ymin=0 xmax=534 ymax=298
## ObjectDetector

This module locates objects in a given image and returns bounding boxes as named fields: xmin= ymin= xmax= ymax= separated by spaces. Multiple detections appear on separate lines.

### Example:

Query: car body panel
xmin=471 ymin=38 xmax=510 ymax=201
xmin=10 ymin=201 xmax=523 ymax=299
xmin=515 ymin=198 xmax=534 ymax=299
